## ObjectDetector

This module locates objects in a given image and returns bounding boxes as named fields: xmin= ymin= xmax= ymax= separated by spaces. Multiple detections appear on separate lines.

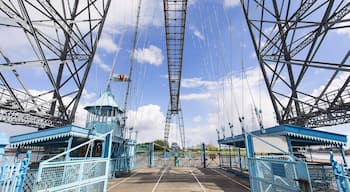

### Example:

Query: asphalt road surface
xmin=108 ymin=167 xmax=250 ymax=192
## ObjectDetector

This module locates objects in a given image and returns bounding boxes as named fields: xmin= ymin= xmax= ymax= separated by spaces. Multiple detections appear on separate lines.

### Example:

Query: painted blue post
xmin=339 ymin=145 xmax=348 ymax=167
xmin=103 ymin=133 xmax=111 ymax=158
xmin=65 ymin=136 xmax=73 ymax=161
xmin=0 ymin=132 xmax=9 ymax=159
xmin=286 ymin=136 xmax=293 ymax=154
xmin=15 ymin=151 xmax=31 ymax=192
xmin=229 ymin=145 xmax=232 ymax=168
xmin=218 ymin=144 xmax=221 ymax=168
xmin=202 ymin=143 xmax=206 ymax=168
xmin=330 ymin=151 xmax=350 ymax=192
xmin=238 ymin=147 xmax=242 ymax=173
xmin=245 ymin=133 xmax=254 ymax=158
xmin=148 ymin=143 xmax=154 ymax=168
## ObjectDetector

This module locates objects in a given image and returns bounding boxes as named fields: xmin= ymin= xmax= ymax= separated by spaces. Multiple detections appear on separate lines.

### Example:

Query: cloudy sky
xmin=1 ymin=0 xmax=350 ymax=148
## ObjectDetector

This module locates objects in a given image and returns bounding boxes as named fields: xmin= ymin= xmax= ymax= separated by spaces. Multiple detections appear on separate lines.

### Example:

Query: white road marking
xmin=188 ymin=168 xmax=206 ymax=192
xmin=107 ymin=169 xmax=143 ymax=191
xmin=210 ymin=168 xmax=250 ymax=191
xmin=151 ymin=166 xmax=168 ymax=192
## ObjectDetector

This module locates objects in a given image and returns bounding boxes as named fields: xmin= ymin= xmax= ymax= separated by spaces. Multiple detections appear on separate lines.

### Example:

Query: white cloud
xmin=99 ymin=63 xmax=111 ymax=72
xmin=0 ymin=123 xmax=38 ymax=144
xmin=181 ymin=93 xmax=211 ymax=100
xmin=72 ymin=105 xmax=88 ymax=127
xmin=98 ymin=34 xmax=120 ymax=53
xmin=126 ymin=104 xmax=165 ymax=143
xmin=160 ymin=74 xmax=168 ymax=79
xmin=263 ymin=26 xmax=278 ymax=35
xmin=22 ymin=89 xmax=91 ymax=128
xmin=193 ymin=115 xmax=202 ymax=123
xmin=0 ymin=0 xmax=161 ymax=64
xmin=185 ymin=113 xmax=220 ymax=146
xmin=94 ymin=54 xmax=111 ymax=72
xmin=250 ymin=51 xmax=257 ymax=59
xmin=223 ymin=0 xmax=240 ymax=8
xmin=0 ymin=86 xmax=91 ymax=134
xmin=182 ymin=77 xmax=217 ymax=88
xmin=335 ymin=14 xmax=350 ymax=38
xmin=82 ymin=89 xmax=97 ymax=102
xmin=134 ymin=45 xmax=164 ymax=66
xmin=104 ymin=0 xmax=163 ymax=33
xmin=188 ymin=0 xmax=198 ymax=6
xmin=190 ymin=26 xmax=205 ymax=41
xmin=183 ymin=67 xmax=277 ymax=137
xmin=310 ymin=72 xmax=349 ymax=97
xmin=179 ymin=69 xmax=276 ymax=146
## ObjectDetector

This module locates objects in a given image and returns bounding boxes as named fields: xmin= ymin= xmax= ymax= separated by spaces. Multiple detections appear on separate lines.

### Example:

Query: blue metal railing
xmin=245 ymin=132 xmax=313 ymax=192
xmin=35 ymin=131 xmax=112 ymax=192
xmin=330 ymin=151 xmax=350 ymax=192
xmin=0 ymin=151 xmax=31 ymax=192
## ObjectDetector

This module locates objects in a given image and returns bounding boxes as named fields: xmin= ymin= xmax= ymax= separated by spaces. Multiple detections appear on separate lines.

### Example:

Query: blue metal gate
xmin=35 ymin=132 xmax=112 ymax=192
xmin=0 ymin=151 xmax=31 ymax=192
xmin=245 ymin=133 xmax=312 ymax=192
xmin=330 ymin=151 xmax=350 ymax=192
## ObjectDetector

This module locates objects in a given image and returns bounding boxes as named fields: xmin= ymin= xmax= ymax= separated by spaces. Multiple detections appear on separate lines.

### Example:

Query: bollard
xmin=202 ymin=143 xmax=206 ymax=168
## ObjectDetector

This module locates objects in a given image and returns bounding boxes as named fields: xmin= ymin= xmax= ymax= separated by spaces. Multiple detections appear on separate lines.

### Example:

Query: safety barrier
xmin=0 ymin=151 xmax=31 ymax=192
xmin=35 ymin=131 xmax=112 ymax=192
xmin=35 ymin=158 xmax=108 ymax=192
xmin=245 ymin=133 xmax=313 ymax=192
xmin=219 ymin=154 xmax=248 ymax=170
xmin=249 ymin=156 xmax=311 ymax=191
xmin=330 ymin=151 xmax=350 ymax=192
xmin=307 ymin=163 xmax=337 ymax=191
xmin=136 ymin=150 xmax=206 ymax=168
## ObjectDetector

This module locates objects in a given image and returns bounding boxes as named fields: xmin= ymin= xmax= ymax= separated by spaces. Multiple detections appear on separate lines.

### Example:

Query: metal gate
xmin=245 ymin=133 xmax=313 ymax=192
xmin=330 ymin=151 xmax=350 ymax=192
xmin=135 ymin=144 xmax=205 ymax=168
xmin=0 ymin=151 xmax=31 ymax=192
xmin=34 ymin=132 xmax=112 ymax=192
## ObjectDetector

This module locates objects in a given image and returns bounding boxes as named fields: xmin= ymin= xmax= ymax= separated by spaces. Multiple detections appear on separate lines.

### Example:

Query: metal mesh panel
xmin=63 ymin=181 xmax=105 ymax=192
xmin=308 ymin=164 xmax=337 ymax=191
xmin=248 ymin=157 xmax=312 ymax=192
xmin=153 ymin=152 xmax=170 ymax=168
xmin=0 ymin=151 xmax=31 ymax=192
xmin=24 ymin=169 xmax=38 ymax=192
xmin=39 ymin=165 xmax=77 ymax=188
xmin=219 ymin=155 xmax=248 ymax=170
xmin=135 ymin=152 xmax=149 ymax=168
xmin=35 ymin=159 xmax=108 ymax=192
xmin=177 ymin=157 xmax=202 ymax=167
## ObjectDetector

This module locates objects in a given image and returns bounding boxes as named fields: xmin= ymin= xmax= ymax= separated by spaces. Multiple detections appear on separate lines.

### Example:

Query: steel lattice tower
xmin=0 ymin=0 xmax=111 ymax=128
xmin=163 ymin=0 xmax=188 ymax=149
xmin=241 ymin=0 xmax=350 ymax=128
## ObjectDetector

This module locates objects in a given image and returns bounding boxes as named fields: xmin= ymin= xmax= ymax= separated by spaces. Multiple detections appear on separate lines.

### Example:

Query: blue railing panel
xmin=0 ymin=151 xmax=31 ymax=192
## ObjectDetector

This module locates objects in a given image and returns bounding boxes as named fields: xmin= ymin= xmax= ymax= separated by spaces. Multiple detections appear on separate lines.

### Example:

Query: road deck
xmin=108 ymin=167 xmax=250 ymax=192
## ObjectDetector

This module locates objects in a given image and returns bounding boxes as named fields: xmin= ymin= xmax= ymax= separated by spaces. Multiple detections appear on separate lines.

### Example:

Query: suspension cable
xmin=124 ymin=0 xmax=142 ymax=112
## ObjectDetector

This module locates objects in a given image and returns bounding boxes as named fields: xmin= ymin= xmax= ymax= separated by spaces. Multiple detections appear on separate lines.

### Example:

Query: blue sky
xmin=79 ymin=0 xmax=350 ymax=147
xmin=1 ymin=0 xmax=350 ymax=148
xmin=80 ymin=0 xmax=263 ymax=146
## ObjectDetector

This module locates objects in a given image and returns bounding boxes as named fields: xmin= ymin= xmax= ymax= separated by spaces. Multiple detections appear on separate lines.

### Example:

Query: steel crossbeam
xmin=241 ymin=0 xmax=350 ymax=127
xmin=163 ymin=0 xmax=187 ymax=113
xmin=0 ymin=0 xmax=111 ymax=128
xmin=163 ymin=0 xmax=187 ymax=149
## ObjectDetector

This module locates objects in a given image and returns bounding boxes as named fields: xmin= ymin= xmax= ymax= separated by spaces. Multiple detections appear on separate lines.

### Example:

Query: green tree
xmin=206 ymin=144 xmax=218 ymax=151
xmin=153 ymin=139 xmax=169 ymax=151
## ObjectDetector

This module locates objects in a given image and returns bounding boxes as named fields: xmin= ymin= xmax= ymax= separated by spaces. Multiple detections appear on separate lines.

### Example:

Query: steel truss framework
xmin=164 ymin=104 xmax=185 ymax=149
xmin=163 ymin=0 xmax=187 ymax=148
xmin=0 ymin=0 xmax=111 ymax=128
xmin=241 ymin=0 xmax=350 ymax=128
